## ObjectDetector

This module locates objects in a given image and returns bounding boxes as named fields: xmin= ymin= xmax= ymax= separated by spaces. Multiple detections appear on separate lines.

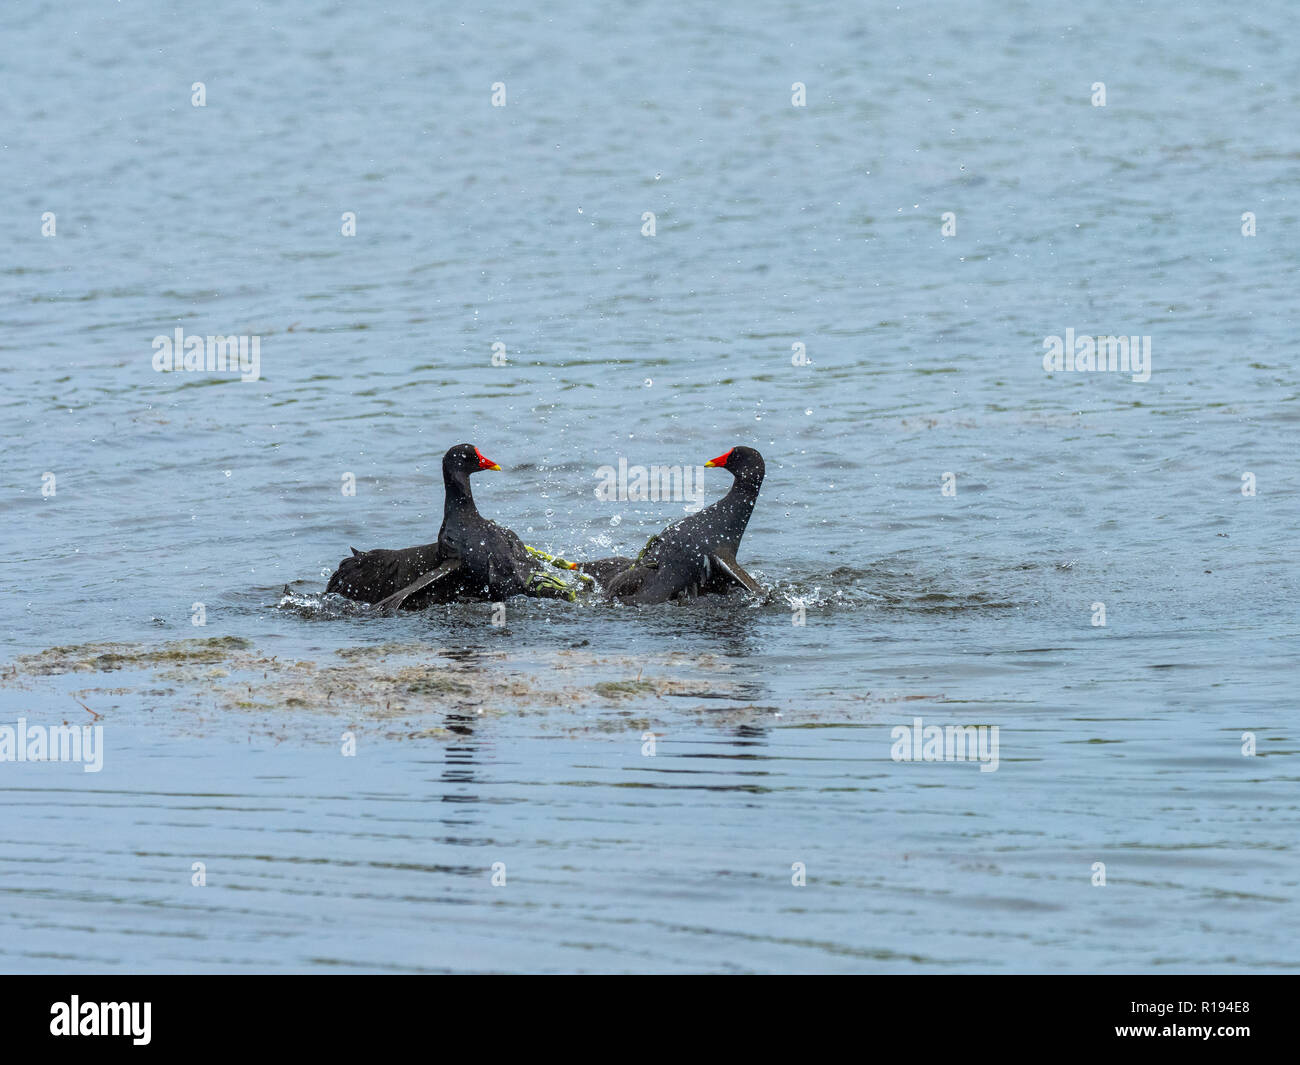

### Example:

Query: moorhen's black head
xmin=704 ymin=446 xmax=764 ymax=492
xmin=443 ymin=443 xmax=502 ymax=479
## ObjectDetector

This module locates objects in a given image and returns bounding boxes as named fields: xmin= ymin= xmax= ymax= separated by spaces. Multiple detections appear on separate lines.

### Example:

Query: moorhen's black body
xmin=324 ymin=444 xmax=575 ymax=609
xmin=589 ymin=446 xmax=767 ymax=604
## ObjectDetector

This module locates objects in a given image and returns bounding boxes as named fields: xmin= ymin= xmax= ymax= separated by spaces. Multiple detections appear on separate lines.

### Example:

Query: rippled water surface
xmin=1 ymin=0 xmax=1297 ymax=972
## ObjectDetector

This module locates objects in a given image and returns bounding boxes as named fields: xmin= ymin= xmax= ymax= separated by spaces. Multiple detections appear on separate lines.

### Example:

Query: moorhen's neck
xmin=723 ymin=462 xmax=764 ymax=507
xmin=443 ymin=465 xmax=476 ymax=518
xmin=713 ymin=462 xmax=763 ymax=543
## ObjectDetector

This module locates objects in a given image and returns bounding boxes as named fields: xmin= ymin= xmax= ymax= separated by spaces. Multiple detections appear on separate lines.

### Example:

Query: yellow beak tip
xmin=704 ymin=460 xmax=717 ymax=468
xmin=489 ymin=463 xmax=502 ymax=471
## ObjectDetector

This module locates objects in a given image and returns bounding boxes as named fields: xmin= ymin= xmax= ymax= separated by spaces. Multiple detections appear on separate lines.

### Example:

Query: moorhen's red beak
xmin=475 ymin=448 xmax=502 ymax=471
xmin=704 ymin=449 xmax=733 ymax=469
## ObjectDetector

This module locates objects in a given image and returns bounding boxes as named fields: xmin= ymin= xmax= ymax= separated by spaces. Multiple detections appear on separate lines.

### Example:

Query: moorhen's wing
xmin=486 ymin=522 xmax=536 ymax=596
xmin=374 ymin=558 xmax=462 ymax=612
xmin=709 ymin=549 xmax=764 ymax=596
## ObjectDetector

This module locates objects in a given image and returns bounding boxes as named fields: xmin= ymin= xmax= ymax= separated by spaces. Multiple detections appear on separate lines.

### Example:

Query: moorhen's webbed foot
xmin=525 ymin=570 xmax=580 ymax=601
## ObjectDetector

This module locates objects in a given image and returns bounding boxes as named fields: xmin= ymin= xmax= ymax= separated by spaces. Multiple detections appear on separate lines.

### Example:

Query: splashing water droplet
xmin=610 ymin=515 xmax=622 ymax=526
xmin=644 ymin=378 xmax=653 ymax=388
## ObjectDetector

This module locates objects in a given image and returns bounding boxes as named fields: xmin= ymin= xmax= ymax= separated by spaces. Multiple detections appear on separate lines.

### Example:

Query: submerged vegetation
xmin=1 ymin=636 xmax=935 ymax=745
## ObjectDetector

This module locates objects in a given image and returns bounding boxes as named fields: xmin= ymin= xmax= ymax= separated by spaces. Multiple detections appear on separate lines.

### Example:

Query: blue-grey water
xmin=1 ymin=0 xmax=1297 ymax=972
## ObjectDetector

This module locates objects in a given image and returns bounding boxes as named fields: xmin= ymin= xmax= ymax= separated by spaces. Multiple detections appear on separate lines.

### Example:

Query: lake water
xmin=1 ymin=0 xmax=1297 ymax=973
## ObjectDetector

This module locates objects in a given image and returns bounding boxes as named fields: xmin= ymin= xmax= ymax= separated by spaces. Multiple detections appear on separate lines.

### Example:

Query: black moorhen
xmin=324 ymin=444 xmax=577 ymax=610
xmin=592 ymin=446 xmax=767 ymax=604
